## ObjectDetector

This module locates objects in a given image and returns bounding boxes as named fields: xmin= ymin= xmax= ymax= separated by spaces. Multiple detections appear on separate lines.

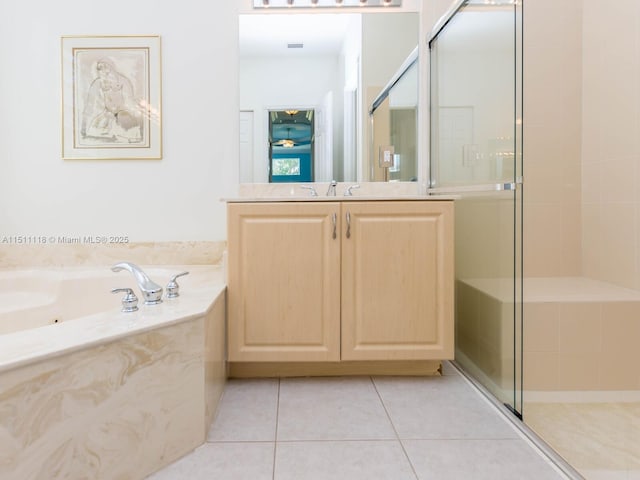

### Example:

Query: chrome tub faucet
xmin=111 ymin=262 xmax=163 ymax=305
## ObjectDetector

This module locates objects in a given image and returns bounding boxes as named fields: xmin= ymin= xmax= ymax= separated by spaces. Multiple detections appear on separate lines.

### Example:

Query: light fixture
xmin=285 ymin=110 xmax=299 ymax=116
xmin=276 ymin=127 xmax=296 ymax=148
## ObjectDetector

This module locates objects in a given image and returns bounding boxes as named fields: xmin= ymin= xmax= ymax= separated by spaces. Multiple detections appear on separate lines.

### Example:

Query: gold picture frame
xmin=61 ymin=35 xmax=162 ymax=160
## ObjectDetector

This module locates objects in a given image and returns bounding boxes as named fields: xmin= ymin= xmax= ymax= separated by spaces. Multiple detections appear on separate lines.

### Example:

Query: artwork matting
xmin=61 ymin=35 xmax=162 ymax=160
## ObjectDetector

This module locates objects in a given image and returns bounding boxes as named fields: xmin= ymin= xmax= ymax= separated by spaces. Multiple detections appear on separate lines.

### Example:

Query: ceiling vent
xmin=287 ymin=43 xmax=304 ymax=49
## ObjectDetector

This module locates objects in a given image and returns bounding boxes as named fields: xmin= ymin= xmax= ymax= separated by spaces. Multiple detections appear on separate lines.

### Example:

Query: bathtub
xmin=0 ymin=265 xmax=227 ymax=480
xmin=0 ymin=269 xmax=142 ymax=338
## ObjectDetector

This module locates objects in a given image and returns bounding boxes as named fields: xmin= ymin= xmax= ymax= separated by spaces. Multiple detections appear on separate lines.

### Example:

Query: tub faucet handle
xmin=111 ymin=288 xmax=139 ymax=313
xmin=166 ymin=271 xmax=189 ymax=299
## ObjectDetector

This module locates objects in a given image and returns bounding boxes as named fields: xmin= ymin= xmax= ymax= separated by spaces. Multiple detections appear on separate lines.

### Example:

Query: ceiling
xmin=239 ymin=13 xmax=357 ymax=57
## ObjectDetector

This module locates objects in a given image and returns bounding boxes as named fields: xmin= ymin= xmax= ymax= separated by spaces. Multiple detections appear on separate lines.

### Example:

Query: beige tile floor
xmin=148 ymin=362 xmax=567 ymax=480
xmin=526 ymin=402 xmax=640 ymax=480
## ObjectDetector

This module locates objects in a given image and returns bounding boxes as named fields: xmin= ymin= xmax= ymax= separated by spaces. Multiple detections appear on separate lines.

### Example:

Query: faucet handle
xmin=111 ymin=288 xmax=139 ymax=313
xmin=344 ymin=184 xmax=360 ymax=196
xmin=300 ymin=185 xmax=318 ymax=197
xmin=166 ymin=271 xmax=189 ymax=299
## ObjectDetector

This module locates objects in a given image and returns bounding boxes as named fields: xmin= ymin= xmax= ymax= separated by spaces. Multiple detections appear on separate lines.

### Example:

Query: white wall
xmin=0 ymin=0 xmax=239 ymax=242
xmin=0 ymin=0 xmax=427 ymax=247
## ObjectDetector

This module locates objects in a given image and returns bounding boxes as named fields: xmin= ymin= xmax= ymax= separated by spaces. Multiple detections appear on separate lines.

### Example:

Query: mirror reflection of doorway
xmin=269 ymin=109 xmax=314 ymax=183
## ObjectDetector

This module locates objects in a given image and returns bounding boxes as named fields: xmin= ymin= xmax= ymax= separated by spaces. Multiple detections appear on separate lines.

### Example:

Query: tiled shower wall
xmin=523 ymin=0 xmax=583 ymax=278
xmin=581 ymin=0 xmax=640 ymax=290
xmin=525 ymin=0 xmax=640 ymax=289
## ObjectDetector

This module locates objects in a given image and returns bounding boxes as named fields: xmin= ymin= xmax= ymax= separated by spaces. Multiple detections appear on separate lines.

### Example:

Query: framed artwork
xmin=61 ymin=35 xmax=162 ymax=160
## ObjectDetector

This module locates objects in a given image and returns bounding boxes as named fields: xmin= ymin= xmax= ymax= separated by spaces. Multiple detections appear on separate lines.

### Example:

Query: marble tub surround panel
xmin=0 ymin=320 xmax=205 ymax=480
xmin=0 ymin=241 xmax=226 ymax=268
xmin=204 ymin=292 xmax=227 ymax=430
xmin=237 ymin=181 xmax=424 ymax=199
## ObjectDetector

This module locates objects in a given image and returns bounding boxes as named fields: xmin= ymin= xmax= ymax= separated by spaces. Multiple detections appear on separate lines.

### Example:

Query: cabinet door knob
xmin=346 ymin=211 xmax=351 ymax=239
xmin=332 ymin=213 xmax=337 ymax=239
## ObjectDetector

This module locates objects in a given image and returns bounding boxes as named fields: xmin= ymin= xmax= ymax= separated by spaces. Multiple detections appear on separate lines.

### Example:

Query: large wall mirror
xmin=239 ymin=11 xmax=418 ymax=184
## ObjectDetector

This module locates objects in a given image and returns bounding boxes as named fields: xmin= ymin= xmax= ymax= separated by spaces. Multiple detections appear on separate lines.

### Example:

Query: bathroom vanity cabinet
xmin=228 ymin=201 xmax=341 ymax=363
xmin=226 ymin=199 xmax=454 ymax=369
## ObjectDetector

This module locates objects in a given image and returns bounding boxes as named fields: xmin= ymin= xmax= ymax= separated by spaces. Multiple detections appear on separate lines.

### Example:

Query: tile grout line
xmin=272 ymin=377 xmax=281 ymax=480
xmin=207 ymin=438 xmax=419 ymax=444
xmin=369 ymin=376 xmax=420 ymax=480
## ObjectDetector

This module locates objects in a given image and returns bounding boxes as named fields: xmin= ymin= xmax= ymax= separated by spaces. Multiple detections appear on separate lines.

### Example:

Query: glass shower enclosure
xmin=428 ymin=0 xmax=524 ymax=417
xmin=431 ymin=2 xmax=640 ymax=478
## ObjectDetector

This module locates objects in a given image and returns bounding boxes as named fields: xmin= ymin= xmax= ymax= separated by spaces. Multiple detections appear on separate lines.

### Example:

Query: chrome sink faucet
xmin=326 ymin=180 xmax=337 ymax=196
xmin=111 ymin=262 xmax=163 ymax=305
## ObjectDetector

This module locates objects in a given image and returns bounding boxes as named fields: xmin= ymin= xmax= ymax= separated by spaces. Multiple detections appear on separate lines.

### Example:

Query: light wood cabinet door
xmin=227 ymin=202 xmax=341 ymax=362
xmin=340 ymin=201 xmax=454 ymax=361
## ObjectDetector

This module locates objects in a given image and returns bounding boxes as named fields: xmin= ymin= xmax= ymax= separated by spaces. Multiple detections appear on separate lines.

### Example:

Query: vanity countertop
xmin=224 ymin=195 xmax=457 ymax=203
xmin=224 ymin=182 xmax=458 ymax=202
